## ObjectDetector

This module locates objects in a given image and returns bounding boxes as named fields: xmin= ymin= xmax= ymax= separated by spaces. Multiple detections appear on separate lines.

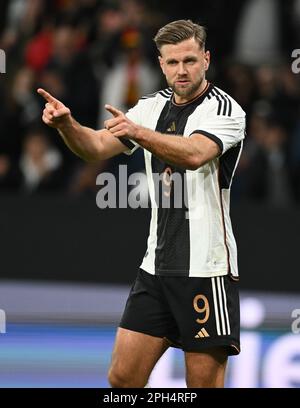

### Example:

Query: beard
xmin=170 ymin=76 xmax=205 ymax=99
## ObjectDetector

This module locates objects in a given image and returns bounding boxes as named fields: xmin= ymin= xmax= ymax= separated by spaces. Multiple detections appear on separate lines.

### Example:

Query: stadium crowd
xmin=0 ymin=0 xmax=300 ymax=208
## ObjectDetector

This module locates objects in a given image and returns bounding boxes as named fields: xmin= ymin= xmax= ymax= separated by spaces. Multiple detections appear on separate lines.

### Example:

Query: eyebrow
xmin=166 ymin=56 xmax=198 ymax=63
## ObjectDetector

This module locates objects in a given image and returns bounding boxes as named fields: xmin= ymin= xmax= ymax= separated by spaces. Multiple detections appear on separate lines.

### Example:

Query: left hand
xmin=104 ymin=104 xmax=138 ymax=139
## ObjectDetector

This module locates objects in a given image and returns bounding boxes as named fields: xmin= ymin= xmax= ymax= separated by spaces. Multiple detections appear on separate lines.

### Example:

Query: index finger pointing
xmin=37 ymin=88 xmax=57 ymax=104
xmin=105 ymin=104 xmax=123 ymax=118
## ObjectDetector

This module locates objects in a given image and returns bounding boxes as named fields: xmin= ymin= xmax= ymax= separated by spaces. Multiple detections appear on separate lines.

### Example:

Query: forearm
xmin=58 ymin=117 xmax=104 ymax=162
xmin=39 ymin=88 xmax=126 ymax=161
xmin=135 ymin=127 xmax=202 ymax=170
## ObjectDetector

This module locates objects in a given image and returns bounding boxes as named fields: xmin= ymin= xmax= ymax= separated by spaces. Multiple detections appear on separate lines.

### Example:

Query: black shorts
xmin=120 ymin=269 xmax=240 ymax=356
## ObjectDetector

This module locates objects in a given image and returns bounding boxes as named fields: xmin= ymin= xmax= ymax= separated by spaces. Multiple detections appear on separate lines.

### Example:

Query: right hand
xmin=37 ymin=88 xmax=71 ymax=129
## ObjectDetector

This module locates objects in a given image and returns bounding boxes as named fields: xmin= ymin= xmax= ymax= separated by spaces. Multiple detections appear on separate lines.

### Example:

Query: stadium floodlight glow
xmin=0 ymin=309 xmax=6 ymax=334
xmin=291 ymin=49 xmax=300 ymax=74
xmin=0 ymin=49 xmax=6 ymax=74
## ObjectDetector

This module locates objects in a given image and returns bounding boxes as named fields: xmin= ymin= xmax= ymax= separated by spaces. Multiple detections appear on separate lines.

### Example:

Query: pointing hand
xmin=104 ymin=104 xmax=138 ymax=139
xmin=37 ymin=88 xmax=71 ymax=129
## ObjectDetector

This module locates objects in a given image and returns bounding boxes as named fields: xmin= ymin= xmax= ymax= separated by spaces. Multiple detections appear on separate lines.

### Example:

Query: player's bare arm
xmin=37 ymin=88 xmax=128 ymax=162
xmin=105 ymin=104 xmax=220 ymax=170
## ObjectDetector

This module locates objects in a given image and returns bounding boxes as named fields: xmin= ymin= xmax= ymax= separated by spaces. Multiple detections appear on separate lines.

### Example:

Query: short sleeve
xmin=189 ymin=99 xmax=246 ymax=155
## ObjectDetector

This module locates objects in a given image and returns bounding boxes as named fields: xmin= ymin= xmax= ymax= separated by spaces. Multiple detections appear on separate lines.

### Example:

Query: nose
xmin=177 ymin=62 xmax=187 ymax=75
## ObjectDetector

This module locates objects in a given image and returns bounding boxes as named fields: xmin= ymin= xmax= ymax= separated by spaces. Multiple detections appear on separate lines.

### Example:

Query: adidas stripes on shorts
xmin=119 ymin=269 xmax=240 ymax=355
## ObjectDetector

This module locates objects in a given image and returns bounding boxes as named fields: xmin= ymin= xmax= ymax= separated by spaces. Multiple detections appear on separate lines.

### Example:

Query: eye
xmin=185 ymin=59 xmax=196 ymax=65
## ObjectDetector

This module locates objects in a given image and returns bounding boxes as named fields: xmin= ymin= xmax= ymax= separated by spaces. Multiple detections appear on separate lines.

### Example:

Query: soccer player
xmin=39 ymin=19 xmax=246 ymax=388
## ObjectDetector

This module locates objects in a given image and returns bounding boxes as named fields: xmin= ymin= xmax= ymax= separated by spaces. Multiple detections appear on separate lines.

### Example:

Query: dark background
xmin=1 ymin=196 xmax=299 ymax=293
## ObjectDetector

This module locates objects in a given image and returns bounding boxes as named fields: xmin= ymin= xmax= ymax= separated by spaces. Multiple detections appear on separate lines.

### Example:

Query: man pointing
xmin=39 ymin=19 xmax=245 ymax=388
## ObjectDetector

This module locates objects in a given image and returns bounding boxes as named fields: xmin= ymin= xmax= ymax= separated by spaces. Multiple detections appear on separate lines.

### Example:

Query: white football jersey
xmin=121 ymin=83 xmax=246 ymax=278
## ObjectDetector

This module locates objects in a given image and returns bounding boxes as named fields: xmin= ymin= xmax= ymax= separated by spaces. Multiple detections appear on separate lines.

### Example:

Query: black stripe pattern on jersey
xmin=219 ymin=141 xmax=242 ymax=189
xmin=141 ymin=87 xmax=172 ymax=100
xmin=207 ymin=88 xmax=232 ymax=117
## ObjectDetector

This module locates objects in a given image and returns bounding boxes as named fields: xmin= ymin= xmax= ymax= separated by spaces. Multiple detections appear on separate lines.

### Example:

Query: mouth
xmin=175 ymin=80 xmax=190 ymax=86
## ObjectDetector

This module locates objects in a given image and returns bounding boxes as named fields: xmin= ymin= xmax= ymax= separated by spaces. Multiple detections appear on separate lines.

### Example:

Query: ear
xmin=158 ymin=56 xmax=165 ymax=74
xmin=204 ymin=50 xmax=210 ymax=71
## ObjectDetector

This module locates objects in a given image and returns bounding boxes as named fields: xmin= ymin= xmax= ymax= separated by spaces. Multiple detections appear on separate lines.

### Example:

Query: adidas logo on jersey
xmin=166 ymin=122 xmax=176 ymax=133
xmin=195 ymin=328 xmax=210 ymax=338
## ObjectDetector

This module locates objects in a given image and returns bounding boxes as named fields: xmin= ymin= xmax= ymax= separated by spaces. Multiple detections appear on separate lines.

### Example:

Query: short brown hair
xmin=154 ymin=20 xmax=206 ymax=52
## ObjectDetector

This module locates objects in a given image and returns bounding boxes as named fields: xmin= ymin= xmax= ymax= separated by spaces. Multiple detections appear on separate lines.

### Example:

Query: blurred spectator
xmin=238 ymin=110 xmax=294 ymax=207
xmin=25 ymin=24 xmax=53 ymax=73
xmin=100 ymin=26 xmax=160 ymax=122
xmin=19 ymin=129 xmax=64 ymax=193
xmin=0 ymin=66 xmax=41 ymax=161
xmin=90 ymin=1 xmax=159 ymax=123
xmin=235 ymin=0 xmax=281 ymax=65
xmin=0 ymin=0 xmax=47 ymax=78
xmin=43 ymin=24 xmax=99 ymax=128
xmin=11 ymin=66 xmax=40 ymax=126
xmin=90 ymin=2 xmax=125 ymax=73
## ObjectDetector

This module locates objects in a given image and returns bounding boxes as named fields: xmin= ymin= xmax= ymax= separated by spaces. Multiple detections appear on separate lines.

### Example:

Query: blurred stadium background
xmin=0 ymin=0 xmax=300 ymax=388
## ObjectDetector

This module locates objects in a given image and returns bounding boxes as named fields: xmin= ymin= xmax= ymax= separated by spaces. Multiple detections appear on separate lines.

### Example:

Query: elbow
xmin=83 ymin=156 xmax=98 ymax=163
xmin=82 ymin=150 xmax=110 ymax=163
xmin=185 ymin=155 xmax=204 ymax=171
xmin=84 ymin=154 xmax=108 ymax=163
xmin=78 ymin=151 xmax=99 ymax=163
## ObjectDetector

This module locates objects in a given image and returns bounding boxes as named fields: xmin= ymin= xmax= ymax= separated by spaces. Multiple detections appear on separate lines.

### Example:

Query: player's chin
xmin=173 ymin=85 xmax=192 ymax=97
